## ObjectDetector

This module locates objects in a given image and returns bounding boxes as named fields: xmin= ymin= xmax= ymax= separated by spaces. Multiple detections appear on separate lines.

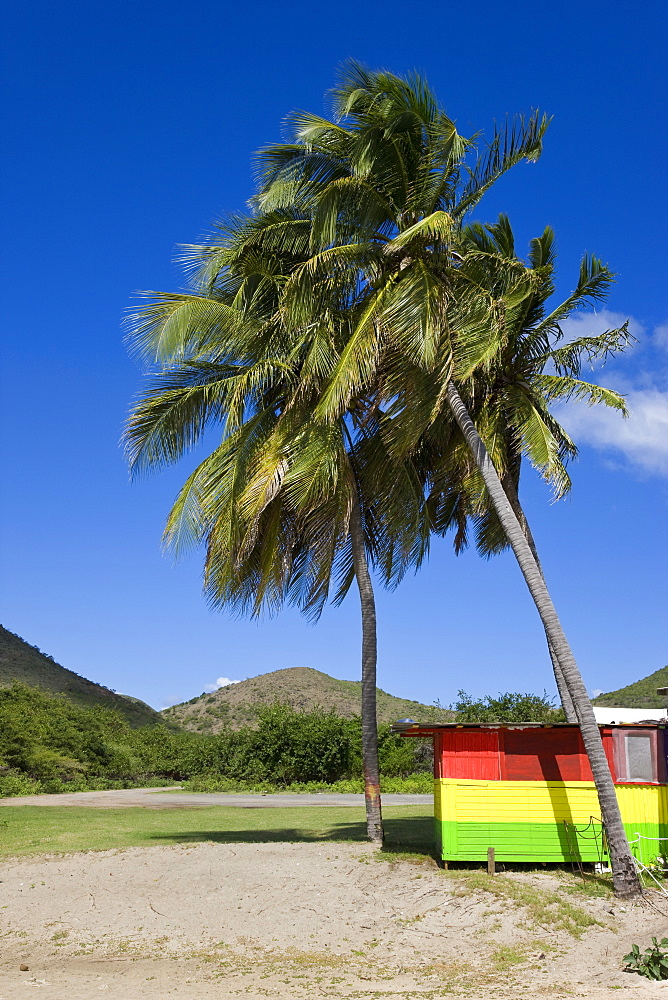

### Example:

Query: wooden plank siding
xmin=435 ymin=729 xmax=500 ymax=780
xmin=434 ymin=779 xmax=667 ymax=863
xmin=410 ymin=724 xmax=668 ymax=864
xmin=434 ymin=727 xmax=618 ymax=783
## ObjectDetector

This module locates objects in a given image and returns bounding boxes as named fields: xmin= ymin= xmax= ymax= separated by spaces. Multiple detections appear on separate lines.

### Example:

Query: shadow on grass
xmin=149 ymin=815 xmax=435 ymax=855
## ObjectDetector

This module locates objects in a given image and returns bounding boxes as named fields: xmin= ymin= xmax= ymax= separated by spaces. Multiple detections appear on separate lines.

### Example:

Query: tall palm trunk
xmin=501 ymin=472 xmax=577 ymax=723
xmin=348 ymin=474 xmax=384 ymax=844
xmin=447 ymin=382 xmax=641 ymax=898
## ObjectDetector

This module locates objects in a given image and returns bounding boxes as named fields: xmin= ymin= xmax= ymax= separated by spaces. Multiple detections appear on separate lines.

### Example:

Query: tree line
xmin=0 ymin=683 xmax=563 ymax=796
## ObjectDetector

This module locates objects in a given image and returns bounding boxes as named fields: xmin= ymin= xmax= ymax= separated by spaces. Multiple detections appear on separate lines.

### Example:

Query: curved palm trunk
xmin=447 ymin=382 xmax=640 ymax=898
xmin=501 ymin=472 xmax=577 ymax=723
xmin=546 ymin=640 xmax=578 ymax=723
xmin=348 ymin=477 xmax=384 ymax=844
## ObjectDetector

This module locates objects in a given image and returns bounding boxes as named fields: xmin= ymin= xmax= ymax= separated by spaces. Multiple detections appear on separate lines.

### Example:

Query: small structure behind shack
xmin=394 ymin=721 xmax=668 ymax=865
xmin=593 ymin=707 xmax=667 ymax=724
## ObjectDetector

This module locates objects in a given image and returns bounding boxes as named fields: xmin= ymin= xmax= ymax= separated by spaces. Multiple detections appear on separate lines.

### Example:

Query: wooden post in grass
xmin=487 ymin=847 xmax=495 ymax=876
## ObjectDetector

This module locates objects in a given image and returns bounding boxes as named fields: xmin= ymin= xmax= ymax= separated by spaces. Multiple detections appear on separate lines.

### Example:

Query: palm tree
xmin=125 ymin=212 xmax=430 ymax=843
xmin=416 ymin=216 xmax=633 ymax=723
xmin=252 ymin=63 xmax=641 ymax=896
xmin=444 ymin=382 xmax=639 ymax=896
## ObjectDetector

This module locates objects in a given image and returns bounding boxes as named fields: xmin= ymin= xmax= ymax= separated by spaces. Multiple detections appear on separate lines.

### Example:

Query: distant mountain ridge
xmin=161 ymin=665 xmax=454 ymax=733
xmin=591 ymin=665 xmax=668 ymax=710
xmin=0 ymin=626 xmax=164 ymax=727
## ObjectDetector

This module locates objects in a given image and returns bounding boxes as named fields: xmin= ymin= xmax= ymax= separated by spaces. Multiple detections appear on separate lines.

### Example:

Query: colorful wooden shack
xmin=394 ymin=722 xmax=668 ymax=865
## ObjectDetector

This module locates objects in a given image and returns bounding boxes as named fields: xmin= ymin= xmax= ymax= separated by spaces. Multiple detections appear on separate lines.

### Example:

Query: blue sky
xmin=1 ymin=0 xmax=666 ymax=711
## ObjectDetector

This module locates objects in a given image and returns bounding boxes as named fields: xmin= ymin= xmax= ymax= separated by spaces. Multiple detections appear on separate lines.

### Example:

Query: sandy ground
xmin=1 ymin=842 xmax=667 ymax=999
xmin=0 ymin=788 xmax=432 ymax=809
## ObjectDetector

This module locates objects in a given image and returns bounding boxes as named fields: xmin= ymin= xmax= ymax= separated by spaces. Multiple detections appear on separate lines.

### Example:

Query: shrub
xmin=624 ymin=938 xmax=668 ymax=980
xmin=0 ymin=769 xmax=43 ymax=797
xmin=452 ymin=690 xmax=565 ymax=723
xmin=230 ymin=703 xmax=359 ymax=784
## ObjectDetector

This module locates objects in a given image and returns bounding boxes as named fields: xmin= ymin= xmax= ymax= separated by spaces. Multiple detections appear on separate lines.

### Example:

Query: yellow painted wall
xmin=435 ymin=778 xmax=666 ymax=827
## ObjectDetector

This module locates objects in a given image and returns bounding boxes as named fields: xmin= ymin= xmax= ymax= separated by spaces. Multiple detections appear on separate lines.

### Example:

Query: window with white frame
xmin=625 ymin=733 xmax=655 ymax=782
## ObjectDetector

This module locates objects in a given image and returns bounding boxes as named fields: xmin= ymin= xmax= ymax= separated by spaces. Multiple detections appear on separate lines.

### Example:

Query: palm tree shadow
xmin=148 ymin=815 xmax=435 ymax=855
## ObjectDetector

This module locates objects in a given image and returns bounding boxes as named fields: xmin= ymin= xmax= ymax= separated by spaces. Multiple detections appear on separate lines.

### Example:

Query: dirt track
xmin=0 ymin=787 xmax=432 ymax=809
xmin=1 ymin=842 xmax=666 ymax=999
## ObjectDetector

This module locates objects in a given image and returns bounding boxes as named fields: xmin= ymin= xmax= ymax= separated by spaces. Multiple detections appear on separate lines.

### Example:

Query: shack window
xmin=625 ymin=734 xmax=655 ymax=782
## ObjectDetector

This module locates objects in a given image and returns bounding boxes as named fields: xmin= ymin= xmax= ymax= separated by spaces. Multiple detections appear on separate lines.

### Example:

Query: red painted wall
xmin=437 ymin=729 xmax=500 ymax=779
xmin=434 ymin=726 xmax=619 ymax=783
xmin=501 ymin=728 xmax=591 ymax=781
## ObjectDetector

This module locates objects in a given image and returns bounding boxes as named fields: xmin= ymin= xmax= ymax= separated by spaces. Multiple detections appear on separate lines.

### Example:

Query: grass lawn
xmin=0 ymin=804 xmax=433 ymax=858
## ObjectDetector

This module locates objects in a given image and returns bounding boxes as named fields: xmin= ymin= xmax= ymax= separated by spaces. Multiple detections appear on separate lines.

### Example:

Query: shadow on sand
xmin=148 ymin=814 xmax=435 ymax=855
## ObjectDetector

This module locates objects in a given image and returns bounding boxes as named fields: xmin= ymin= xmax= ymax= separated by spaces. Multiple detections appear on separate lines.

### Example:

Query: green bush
xmin=452 ymin=690 xmax=565 ymax=723
xmin=378 ymin=728 xmax=429 ymax=776
xmin=180 ymin=772 xmax=433 ymax=794
xmin=249 ymin=703 xmax=357 ymax=783
xmin=381 ymin=773 xmax=432 ymax=793
xmin=0 ymin=769 xmax=43 ymax=797
xmin=624 ymin=938 xmax=668 ymax=980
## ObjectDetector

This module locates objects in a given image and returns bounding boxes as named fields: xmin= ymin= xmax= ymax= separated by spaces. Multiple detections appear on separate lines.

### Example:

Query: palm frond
xmin=543 ymin=323 xmax=633 ymax=377
xmin=124 ymin=293 xmax=252 ymax=363
xmin=536 ymin=255 xmax=617 ymax=335
xmin=386 ymin=210 xmax=454 ymax=249
xmin=454 ymin=111 xmax=551 ymax=218
xmin=534 ymin=374 xmax=628 ymax=413
xmin=311 ymin=175 xmax=393 ymax=247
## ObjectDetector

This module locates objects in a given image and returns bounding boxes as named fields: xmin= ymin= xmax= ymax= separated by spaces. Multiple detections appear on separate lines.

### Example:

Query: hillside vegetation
xmin=161 ymin=666 xmax=454 ymax=732
xmin=0 ymin=626 xmax=163 ymax=727
xmin=0 ymin=673 xmax=568 ymax=798
xmin=0 ymin=683 xmax=428 ymax=796
xmin=591 ymin=665 xmax=668 ymax=709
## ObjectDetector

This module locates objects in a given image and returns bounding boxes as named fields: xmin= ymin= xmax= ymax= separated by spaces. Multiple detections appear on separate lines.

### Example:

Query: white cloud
xmin=559 ymin=308 xmax=645 ymax=346
xmin=552 ymin=312 xmax=668 ymax=477
xmin=590 ymin=689 xmax=603 ymax=699
xmin=654 ymin=323 xmax=668 ymax=352
xmin=204 ymin=676 xmax=242 ymax=692
xmin=557 ymin=387 xmax=668 ymax=477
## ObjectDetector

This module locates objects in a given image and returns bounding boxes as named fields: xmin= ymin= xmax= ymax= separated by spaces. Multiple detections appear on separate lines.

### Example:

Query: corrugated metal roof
xmin=391 ymin=720 xmax=667 ymax=734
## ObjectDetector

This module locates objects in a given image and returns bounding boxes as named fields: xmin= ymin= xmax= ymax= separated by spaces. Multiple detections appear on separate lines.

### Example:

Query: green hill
xmin=0 ymin=626 xmax=164 ymax=728
xmin=162 ymin=666 xmax=454 ymax=733
xmin=591 ymin=666 xmax=668 ymax=709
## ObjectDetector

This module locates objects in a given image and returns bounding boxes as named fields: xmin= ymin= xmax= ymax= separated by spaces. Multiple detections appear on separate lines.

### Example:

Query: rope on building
xmin=563 ymin=823 xmax=668 ymax=898
xmin=627 ymin=833 xmax=668 ymax=896
xmin=563 ymin=816 xmax=607 ymax=876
